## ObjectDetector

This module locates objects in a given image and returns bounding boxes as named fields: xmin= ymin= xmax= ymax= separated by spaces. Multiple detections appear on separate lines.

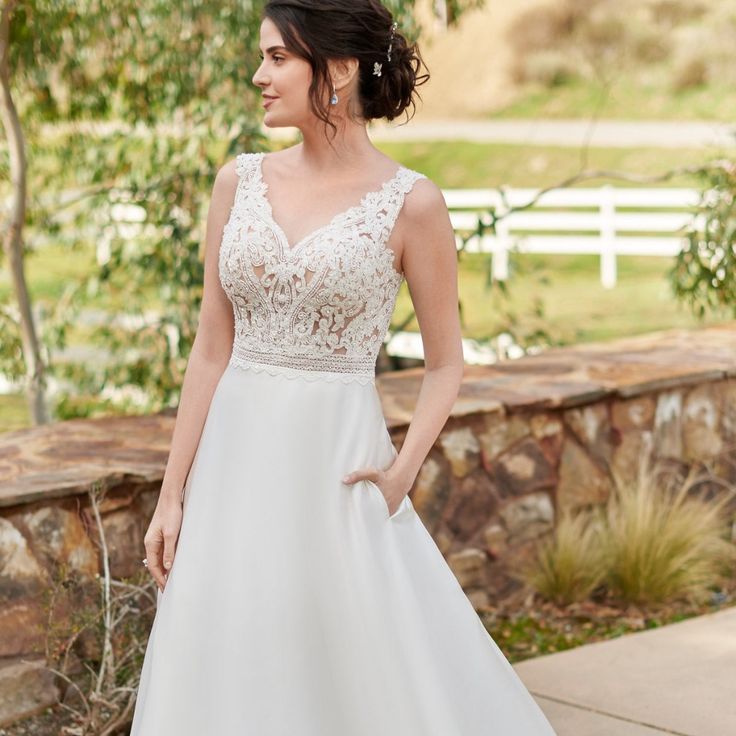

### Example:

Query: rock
xmin=443 ymin=471 xmax=498 ymax=540
xmin=529 ymin=413 xmax=564 ymax=463
xmin=477 ymin=412 xmax=529 ymax=466
xmin=483 ymin=522 xmax=509 ymax=558
xmin=0 ymin=519 xmax=47 ymax=601
xmin=564 ymin=403 xmax=615 ymax=465
xmin=720 ymin=379 xmax=736 ymax=440
xmin=409 ymin=456 xmax=451 ymax=533
xmin=0 ymin=602 xmax=46 ymax=658
xmin=466 ymin=588 xmax=491 ymax=611
xmin=98 ymin=509 xmax=144 ymax=579
xmin=682 ymin=384 xmax=723 ymax=461
xmin=653 ymin=390 xmax=683 ymax=458
xmin=491 ymin=437 xmax=557 ymax=497
xmin=611 ymin=430 xmax=654 ymax=486
xmin=17 ymin=505 xmax=97 ymax=576
xmin=447 ymin=547 xmax=489 ymax=589
xmin=499 ymin=492 xmax=554 ymax=542
xmin=611 ymin=396 xmax=655 ymax=431
xmin=0 ymin=659 xmax=60 ymax=728
xmin=439 ymin=427 xmax=480 ymax=478
xmin=434 ymin=530 xmax=453 ymax=555
xmin=557 ymin=439 xmax=612 ymax=512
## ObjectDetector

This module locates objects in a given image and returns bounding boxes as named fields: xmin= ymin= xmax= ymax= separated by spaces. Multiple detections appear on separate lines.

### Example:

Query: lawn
xmin=488 ymin=75 xmax=736 ymax=123
xmin=377 ymin=140 xmax=717 ymax=190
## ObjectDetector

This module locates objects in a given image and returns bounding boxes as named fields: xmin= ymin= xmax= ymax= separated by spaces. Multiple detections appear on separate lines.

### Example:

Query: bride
xmin=130 ymin=1 xmax=557 ymax=734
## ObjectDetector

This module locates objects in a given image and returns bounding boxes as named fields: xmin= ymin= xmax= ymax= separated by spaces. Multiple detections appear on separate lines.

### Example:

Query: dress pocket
xmin=364 ymin=479 xmax=413 ymax=522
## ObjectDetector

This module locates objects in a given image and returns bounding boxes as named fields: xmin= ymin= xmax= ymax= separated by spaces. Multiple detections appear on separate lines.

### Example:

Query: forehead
xmin=259 ymin=17 xmax=286 ymax=50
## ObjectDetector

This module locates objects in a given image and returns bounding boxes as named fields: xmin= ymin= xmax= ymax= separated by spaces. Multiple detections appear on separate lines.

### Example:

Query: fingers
xmin=162 ymin=530 xmax=177 ymax=575
xmin=144 ymin=531 xmax=167 ymax=592
xmin=342 ymin=467 xmax=379 ymax=484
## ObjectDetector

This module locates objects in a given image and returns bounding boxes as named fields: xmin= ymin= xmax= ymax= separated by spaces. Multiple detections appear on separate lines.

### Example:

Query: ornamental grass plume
xmin=600 ymin=455 xmax=736 ymax=606
xmin=517 ymin=506 xmax=608 ymax=607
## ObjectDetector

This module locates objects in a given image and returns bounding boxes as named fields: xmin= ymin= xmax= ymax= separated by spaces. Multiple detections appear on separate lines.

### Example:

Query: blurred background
xmin=1 ymin=0 xmax=734 ymax=430
xmin=1 ymin=2 xmax=735 ymax=734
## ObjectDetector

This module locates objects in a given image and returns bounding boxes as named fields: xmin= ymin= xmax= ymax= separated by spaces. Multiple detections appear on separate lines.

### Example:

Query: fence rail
xmin=442 ymin=186 xmax=702 ymax=288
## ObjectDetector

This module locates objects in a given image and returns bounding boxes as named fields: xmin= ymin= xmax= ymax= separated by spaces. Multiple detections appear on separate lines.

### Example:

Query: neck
xmin=294 ymin=114 xmax=378 ymax=174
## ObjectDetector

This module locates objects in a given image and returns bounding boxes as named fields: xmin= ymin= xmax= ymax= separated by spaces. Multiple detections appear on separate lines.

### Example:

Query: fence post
xmin=600 ymin=185 xmax=617 ymax=289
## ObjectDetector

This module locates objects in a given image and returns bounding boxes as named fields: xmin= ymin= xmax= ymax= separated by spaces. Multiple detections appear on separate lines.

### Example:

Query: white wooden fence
xmin=442 ymin=186 xmax=703 ymax=288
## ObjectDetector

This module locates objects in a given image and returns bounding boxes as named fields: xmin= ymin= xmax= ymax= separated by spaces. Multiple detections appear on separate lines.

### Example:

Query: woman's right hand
xmin=143 ymin=495 xmax=184 ymax=592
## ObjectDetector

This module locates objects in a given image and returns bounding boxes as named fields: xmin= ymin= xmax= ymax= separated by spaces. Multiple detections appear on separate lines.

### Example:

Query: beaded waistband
xmin=228 ymin=343 xmax=376 ymax=385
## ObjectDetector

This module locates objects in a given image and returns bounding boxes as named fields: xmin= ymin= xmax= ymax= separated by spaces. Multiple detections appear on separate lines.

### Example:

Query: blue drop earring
xmin=330 ymin=83 xmax=338 ymax=105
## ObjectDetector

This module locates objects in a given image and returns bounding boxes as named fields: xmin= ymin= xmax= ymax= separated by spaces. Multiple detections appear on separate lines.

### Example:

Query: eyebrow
xmin=259 ymin=45 xmax=288 ymax=54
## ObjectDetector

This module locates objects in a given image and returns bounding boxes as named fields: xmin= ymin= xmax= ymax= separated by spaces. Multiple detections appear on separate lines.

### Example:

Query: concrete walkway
xmin=512 ymin=605 xmax=736 ymax=735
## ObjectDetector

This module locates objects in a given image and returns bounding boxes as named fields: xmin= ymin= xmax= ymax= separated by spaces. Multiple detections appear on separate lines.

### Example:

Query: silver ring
xmin=142 ymin=558 xmax=148 ymax=567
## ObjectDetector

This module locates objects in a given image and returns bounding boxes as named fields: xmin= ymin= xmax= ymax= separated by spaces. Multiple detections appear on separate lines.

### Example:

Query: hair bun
xmin=263 ymin=0 xmax=430 ymax=135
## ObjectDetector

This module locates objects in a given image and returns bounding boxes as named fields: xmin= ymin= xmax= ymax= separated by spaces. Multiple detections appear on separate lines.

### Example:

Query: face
xmin=252 ymin=17 xmax=316 ymax=128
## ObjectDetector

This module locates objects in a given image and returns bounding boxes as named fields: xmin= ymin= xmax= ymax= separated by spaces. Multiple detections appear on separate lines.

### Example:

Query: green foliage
xmin=2 ymin=0 xmax=443 ymax=417
xmin=668 ymin=159 xmax=736 ymax=319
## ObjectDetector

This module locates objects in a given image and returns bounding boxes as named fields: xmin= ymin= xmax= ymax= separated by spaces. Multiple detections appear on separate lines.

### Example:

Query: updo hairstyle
xmin=262 ymin=0 xmax=430 ymax=138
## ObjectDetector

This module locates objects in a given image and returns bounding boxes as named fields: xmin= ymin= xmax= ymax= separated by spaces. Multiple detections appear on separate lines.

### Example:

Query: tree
xmin=1 ymin=0 xmax=460 ymax=422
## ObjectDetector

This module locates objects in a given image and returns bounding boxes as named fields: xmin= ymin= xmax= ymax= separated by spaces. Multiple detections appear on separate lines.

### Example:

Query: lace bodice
xmin=218 ymin=152 xmax=427 ymax=384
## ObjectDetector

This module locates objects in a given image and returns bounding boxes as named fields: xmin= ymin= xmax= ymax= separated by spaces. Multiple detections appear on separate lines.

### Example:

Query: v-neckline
xmin=254 ymin=152 xmax=407 ymax=254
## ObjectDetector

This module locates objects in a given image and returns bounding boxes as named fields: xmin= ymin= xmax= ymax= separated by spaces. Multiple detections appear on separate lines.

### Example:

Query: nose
xmin=252 ymin=62 xmax=268 ymax=89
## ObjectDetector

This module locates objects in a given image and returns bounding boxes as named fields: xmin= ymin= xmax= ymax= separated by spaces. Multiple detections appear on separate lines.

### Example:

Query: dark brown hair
xmin=262 ymin=0 xmax=430 ymax=140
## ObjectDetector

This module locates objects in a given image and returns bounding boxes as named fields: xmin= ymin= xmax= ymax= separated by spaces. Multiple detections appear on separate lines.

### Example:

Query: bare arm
xmin=387 ymin=178 xmax=465 ymax=492
xmin=144 ymin=158 xmax=240 ymax=590
xmin=158 ymin=159 xmax=239 ymax=504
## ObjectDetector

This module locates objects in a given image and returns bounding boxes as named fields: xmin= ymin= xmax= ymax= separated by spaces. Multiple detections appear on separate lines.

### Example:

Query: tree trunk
xmin=0 ymin=0 xmax=49 ymax=424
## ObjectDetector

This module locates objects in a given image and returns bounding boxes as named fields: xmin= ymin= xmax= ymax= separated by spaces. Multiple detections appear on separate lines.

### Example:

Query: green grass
xmin=377 ymin=140 xmax=717 ymax=189
xmin=395 ymin=252 xmax=730 ymax=345
xmin=487 ymin=74 xmax=736 ymax=122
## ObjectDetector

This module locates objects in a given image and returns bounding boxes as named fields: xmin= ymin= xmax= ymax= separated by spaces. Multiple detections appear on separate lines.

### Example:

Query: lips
xmin=263 ymin=96 xmax=278 ymax=108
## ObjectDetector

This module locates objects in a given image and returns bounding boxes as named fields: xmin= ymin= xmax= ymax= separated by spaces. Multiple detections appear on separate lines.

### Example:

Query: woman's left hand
xmin=342 ymin=464 xmax=409 ymax=517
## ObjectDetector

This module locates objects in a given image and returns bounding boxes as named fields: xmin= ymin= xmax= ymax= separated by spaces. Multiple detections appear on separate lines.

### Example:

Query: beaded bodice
xmin=218 ymin=152 xmax=427 ymax=383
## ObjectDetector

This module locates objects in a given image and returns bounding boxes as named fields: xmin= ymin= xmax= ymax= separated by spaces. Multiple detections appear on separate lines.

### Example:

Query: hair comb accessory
xmin=387 ymin=20 xmax=397 ymax=62
xmin=373 ymin=20 xmax=398 ymax=76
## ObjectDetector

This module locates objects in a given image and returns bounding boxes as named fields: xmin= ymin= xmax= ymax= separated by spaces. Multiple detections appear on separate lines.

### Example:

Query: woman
xmin=131 ymin=1 xmax=557 ymax=734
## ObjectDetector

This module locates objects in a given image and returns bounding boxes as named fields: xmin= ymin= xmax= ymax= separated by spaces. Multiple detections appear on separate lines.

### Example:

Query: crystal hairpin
xmin=387 ymin=21 xmax=397 ymax=62
xmin=373 ymin=20 xmax=398 ymax=76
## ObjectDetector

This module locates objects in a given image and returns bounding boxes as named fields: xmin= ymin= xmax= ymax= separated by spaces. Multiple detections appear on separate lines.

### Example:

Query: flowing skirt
xmin=130 ymin=361 xmax=557 ymax=735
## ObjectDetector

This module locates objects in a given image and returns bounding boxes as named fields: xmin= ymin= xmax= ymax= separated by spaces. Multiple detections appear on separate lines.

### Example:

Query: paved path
xmin=265 ymin=118 xmax=736 ymax=149
xmin=512 ymin=605 xmax=736 ymax=735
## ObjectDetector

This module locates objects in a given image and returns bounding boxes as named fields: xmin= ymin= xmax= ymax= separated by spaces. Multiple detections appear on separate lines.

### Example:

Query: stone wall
xmin=0 ymin=324 xmax=734 ymax=724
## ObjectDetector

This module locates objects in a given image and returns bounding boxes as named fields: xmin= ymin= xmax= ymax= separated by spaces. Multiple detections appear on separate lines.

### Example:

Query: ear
xmin=329 ymin=57 xmax=360 ymax=91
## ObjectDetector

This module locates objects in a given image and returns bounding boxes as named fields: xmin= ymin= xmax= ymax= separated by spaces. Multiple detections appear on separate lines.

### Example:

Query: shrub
xmin=601 ymin=458 xmax=735 ymax=606
xmin=516 ymin=507 xmax=608 ymax=607
xmin=521 ymin=454 xmax=736 ymax=608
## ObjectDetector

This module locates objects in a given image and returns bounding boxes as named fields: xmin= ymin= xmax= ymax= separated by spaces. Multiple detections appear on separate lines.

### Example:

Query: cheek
xmin=284 ymin=65 xmax=314 ymax=104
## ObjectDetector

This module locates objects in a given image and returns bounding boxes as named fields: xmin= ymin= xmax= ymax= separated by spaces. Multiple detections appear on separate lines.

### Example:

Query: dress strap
xmin=232 ymin=152 xmax=266 ymax=212
xmin=379 ymin=168 xmax=427 ymax=244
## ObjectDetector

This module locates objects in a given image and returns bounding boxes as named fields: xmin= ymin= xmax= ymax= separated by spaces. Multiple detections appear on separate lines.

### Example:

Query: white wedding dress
xmin=130 ymin=152 xmax=557 ymax=735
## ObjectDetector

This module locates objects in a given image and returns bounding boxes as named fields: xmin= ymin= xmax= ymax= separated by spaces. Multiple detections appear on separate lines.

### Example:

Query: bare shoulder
xmin=397 ymin=174 xmax=452 ymax=252
xmin=402 ymin=175 xmax=447 ymax=222
xmin=210 ymin=156 xmax=242 ymax=209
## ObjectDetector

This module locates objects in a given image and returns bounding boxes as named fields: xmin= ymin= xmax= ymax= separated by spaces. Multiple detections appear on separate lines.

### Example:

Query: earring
xmin=330 ymin=83 xmax=338 ymax=105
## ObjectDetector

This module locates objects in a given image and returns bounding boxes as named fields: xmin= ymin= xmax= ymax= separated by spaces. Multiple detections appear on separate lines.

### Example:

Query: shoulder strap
xmin=381 ymin=168 xmax=427 ymax=240
xmin=235 ymin=151 xmax=259 ymax=180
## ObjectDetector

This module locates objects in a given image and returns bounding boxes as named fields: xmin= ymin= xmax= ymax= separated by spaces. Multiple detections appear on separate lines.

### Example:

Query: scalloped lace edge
xmin=228 ymin=355 xmax=376 ymax=385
